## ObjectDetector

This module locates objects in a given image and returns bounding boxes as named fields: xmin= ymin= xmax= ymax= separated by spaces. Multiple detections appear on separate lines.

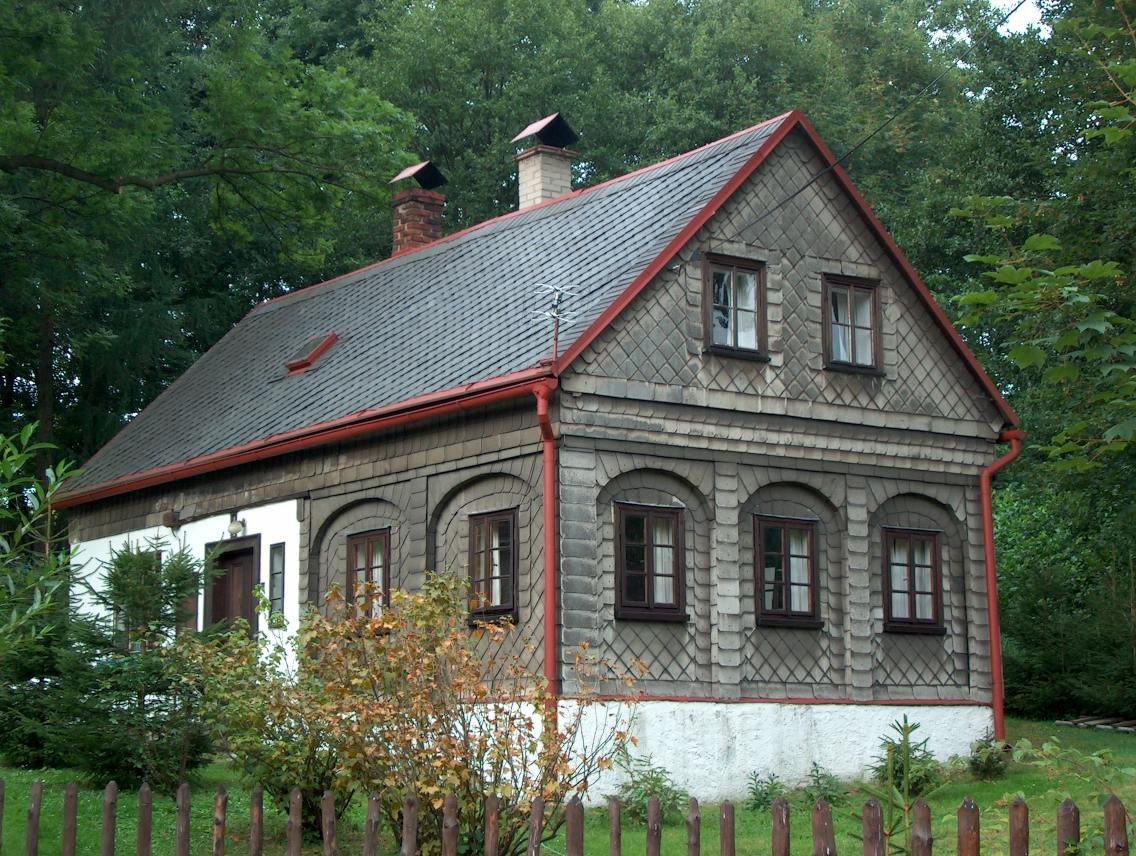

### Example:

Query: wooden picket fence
xmin=3 ymin=778 xmax=1132 ymax=856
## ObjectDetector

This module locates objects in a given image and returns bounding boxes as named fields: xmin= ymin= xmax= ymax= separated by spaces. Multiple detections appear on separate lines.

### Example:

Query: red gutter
xmin=533 ymin=380 xmax=560 ymax=695
xmin=55 ymin=367 xmax=553 ymax=509
xmin=979 ymin=429 xmax=1025 ymax=741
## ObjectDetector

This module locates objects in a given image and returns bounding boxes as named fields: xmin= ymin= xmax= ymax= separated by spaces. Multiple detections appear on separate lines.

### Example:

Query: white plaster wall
xmin=570 ymin=700 xmax=993 ymax=803
xmin=70 ymin=499 xmax=303 ymax=634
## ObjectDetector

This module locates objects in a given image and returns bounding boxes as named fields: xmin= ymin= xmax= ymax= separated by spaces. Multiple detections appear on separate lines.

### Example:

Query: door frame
xmin=203 ymin=534 xmax=261 ymax=634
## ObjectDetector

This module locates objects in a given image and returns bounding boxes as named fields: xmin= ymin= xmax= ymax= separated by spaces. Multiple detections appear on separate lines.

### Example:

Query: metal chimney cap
xmin=389 ymin=160 xmax=447 ymax=190
xmin=511 ymin=113 xmax=579 ymax=148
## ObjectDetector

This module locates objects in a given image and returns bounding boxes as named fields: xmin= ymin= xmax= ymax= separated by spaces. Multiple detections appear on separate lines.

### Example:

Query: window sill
xmin=704 ymin=345 xmax=771 ymax=363
xmin=469 ymin=609 xmax=518 ymax=627
xmin=883 ymin=622 xmax=946 ymax=636
xmin=615 ymin=607 xmax=689 ymax=623
xmin=756 ymin=615 xmax=824 ymax=630
xmin=824 ymin=362 xmax=885 ymax=377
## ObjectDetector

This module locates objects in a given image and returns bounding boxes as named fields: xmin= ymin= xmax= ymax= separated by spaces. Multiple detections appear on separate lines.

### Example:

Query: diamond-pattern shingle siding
xmin=66 ymin=117 xmax=789 ymax=495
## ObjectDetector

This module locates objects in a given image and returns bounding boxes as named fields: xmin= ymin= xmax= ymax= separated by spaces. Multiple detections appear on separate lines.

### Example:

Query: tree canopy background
xmin=2 ymin=0 xmax=1133 ymax=718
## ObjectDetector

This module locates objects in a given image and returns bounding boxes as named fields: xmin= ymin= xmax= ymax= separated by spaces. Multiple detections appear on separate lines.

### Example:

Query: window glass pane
xmin=891 ymin=564 xmax=909 ymax=592
xmin=789 ymin=554 xmax=809 ymax=586
xmin=788 ymin=528 xmax=809 ymax=558
xmin=713 ymin=270 xmax=731 ymax=307
xmin=913 ymin=538 xmax=932 ymax=567
xmin=764 ymin=554 xmax=784 ymax=584
xmin=854 ymin=327 xmax=873 ymax=365
xmin=624 ymin=513 xmax=645 ymax=544
xmin=914 ymin=565 xmax=932 ymax=592
xmin=712 ymin=307 xmax=730 ymax=345
xmin=494 ymin=519 xmax=512 ymax=548
xmin=737 ymin=311 xmax=757 ymax=349
xmin=624 ymin=545 xmax=646 ymax=573
xmin=891 ymin=592 xmax=910 ymax=618
xmin=764 ymin=584 xmax=783 ymax=611
xmin=830 ymin=287 xmax=849 ymax=323
xmin=269 ymin=544 xmax=285 ymax=615
xmin=915 ymin=593 xmax=934 ymax=620
xmin=832 ymin=324 xmax=851 ymax=362
xmin=736 ymin=272 xmax=757 ymax=310
xmin=651 ymin=516 xmax=674 ymax=547
xmin=853 ymin=290 xmax=872 ymax=326
xmin=653 ymin=543 xmax=674 ymax=575
xmin=653 ymin=573 xmax=676 ymax=606
xmin=490 ymin=575 xmax=504 ymax=607
xmin=790 ymin=583 xmax=810 ymax=613
xmin=890 ymin=538 xmax=909 ymax=566
xmin=351 ymin=541 xmax=367 ymax=571
xmin=762 ymin=525 xmax=782 ymax=555
xmin=625 ymin=573 xmax=646 ymax=604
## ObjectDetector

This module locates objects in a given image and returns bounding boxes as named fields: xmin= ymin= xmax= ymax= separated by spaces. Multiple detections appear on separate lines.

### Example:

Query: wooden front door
xmin=208 ymin=547 xmax=258 ymax=633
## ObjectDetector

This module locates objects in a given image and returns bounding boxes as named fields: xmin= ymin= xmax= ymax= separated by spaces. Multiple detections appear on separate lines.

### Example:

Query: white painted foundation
xmin=569 ymin=700 xmax=993 ymax=802
xmin=71 ymin=499 xmax=303 ymax=634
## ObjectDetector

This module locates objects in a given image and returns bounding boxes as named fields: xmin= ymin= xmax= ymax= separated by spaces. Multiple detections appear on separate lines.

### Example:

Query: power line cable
xmin=739 ymin=0 xmax=1030 ymax=231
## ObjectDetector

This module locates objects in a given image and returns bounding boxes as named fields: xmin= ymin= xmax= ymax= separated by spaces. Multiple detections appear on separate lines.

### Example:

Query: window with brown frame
xmin=615 ymin=503 xmax=686 ymax=621
xmin=823 ymin=275 xmax=880 ymax=370
xmin=468 ymin=509 xmax=517 ymax=620
xmin=703 ymin=254 xmax=767 ymax=358
xmin=755 ymin=517 xmax=821 ymax=628
xmin=347 ymin=529 xmax=390 ymax=615
xmin=883 ymin=528 xmax=943 ymax=633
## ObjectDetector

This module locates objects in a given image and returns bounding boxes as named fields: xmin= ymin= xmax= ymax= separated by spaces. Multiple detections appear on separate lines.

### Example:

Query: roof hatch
xmin=285 ymin=332 xmax=338 ymax=374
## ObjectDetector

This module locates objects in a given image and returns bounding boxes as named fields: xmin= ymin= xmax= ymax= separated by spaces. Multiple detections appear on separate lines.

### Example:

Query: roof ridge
xmin=252 ymin=112 xmax=793 ymax=315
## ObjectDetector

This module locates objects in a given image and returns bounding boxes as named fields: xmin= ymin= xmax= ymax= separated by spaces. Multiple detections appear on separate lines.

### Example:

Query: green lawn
xmin=2 ymin=718 xmax=1134 ymax=855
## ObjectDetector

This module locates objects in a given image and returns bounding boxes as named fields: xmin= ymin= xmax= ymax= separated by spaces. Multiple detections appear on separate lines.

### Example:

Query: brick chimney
xmin=512 ymin=113 xmax=579 ymax=210
xmin=389 ymin=161 xmax=447 ymax=255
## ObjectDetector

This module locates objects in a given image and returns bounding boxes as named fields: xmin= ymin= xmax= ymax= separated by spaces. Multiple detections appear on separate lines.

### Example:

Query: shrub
xmin=967 ymin=732 xmax=1009 ymax=781
xmin=745 ymin=771 xmax=787 ymax=811
xmin=869 ymin=716 xmax=943 ymax=797
xmin=800 ymin=763 xmax=845 ymax=807
xmin=611 ymin=750 xmax=691 ymax=825
xmin=182 ymin=574 xmax=633 ymax=852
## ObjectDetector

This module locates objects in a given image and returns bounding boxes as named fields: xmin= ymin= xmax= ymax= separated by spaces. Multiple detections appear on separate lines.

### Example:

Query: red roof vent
xmin=286 ymin=332 xmax=338 ymax=374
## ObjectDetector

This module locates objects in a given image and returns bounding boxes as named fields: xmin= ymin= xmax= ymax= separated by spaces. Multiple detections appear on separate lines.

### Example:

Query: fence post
xmin=720 ymin=801 xmax=736 ymax=856
xmin=609 ymin=798 xmax=622 ymax=856
xmin=249 ymin=787 xmax=263 ymax=856
xmin=772 ymin=797 xmax=790 ymax=856
xmin=567 ymin=796 xmax=585 ymax=856
xmin=24 ymin=778 xmax=43 ymax=856
xmin=212 ymin=786 xmax=227 ymax=856
xmin=812 ymin=800 xmax=837 ymax=856
xmin=1009 ymin=797 xmax=1028 ymax=856
xmin=137 ymin=783 xmax=153 ymax=856
xmin=61 ymin=781 xmax=78 ymax=856
xmin=175 ymin=783 xmax=191 ymax=856
xmin=321 ymin=791 xmax=338 ymax=856
xmin=528 ymin=796 xmax=546 ymax=856
xmin=486 ymin=795 xmax=501 ymax=856
xmin=646 ymin=797 xmax=662 ymax=856
xmin=286 ymin=789 xmax=302 ymax=856
xmin=1103 ymin=796 xmax=1129 ymax=856
xmin=862 ymin=799 xmax=884 ymax=856
xmin=100 ymin=781 xmax=118 ymax=856
xmin=364 ymin=793 xmax=381 ymax=856
xmin=400 ymin=793 xmax=418 ymax=856
xmin=958 ymin=798 xmax=979 ymax=856
xmin=687 ymin=798 xmax=701 ymax=856
xmin=442 ymin=794 xmax=459 ymax=856
xmin=1057 ymin=799 xmax=1080 ymax=856
xmin=911 ymin=800 xmax=932 ymax=856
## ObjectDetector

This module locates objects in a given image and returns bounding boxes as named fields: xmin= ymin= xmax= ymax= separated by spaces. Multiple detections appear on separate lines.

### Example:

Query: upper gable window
xmin=823 ymin=276 xmax=879 ymax=370
xmin=703 ymin=254 xmax=766 ymax=359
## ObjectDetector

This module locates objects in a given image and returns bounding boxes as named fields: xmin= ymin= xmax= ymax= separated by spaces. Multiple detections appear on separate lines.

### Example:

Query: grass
xmin=2 ymin=718 xmax=1134 ymax=855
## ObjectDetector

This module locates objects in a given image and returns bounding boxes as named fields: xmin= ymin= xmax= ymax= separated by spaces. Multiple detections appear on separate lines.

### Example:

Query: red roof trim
xmin=55 ymin=367 xmax=552 ymax=509
xmin=285 ymin=331 xmax=338 ymax=374
xmin=554 ymin=111 xmax=1018 ymax=429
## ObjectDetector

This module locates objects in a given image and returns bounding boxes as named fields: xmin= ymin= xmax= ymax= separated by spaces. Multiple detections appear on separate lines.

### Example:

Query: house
xmin=58 ymin=110 xmax=1022 ymax=796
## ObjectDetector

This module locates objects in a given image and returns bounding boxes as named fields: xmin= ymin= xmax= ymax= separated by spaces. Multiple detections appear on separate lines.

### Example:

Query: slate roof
xmin=63 ymin=113 xmax=793 ymax=499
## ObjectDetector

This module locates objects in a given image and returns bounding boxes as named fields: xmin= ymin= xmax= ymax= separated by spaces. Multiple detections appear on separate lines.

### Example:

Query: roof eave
xmin=55 ymin=367 xmax=553 ymax=511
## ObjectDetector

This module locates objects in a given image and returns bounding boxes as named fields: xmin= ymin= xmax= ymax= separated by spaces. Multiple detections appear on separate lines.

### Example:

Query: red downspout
xmin=979 ymin=428 xmax=1025 ymax=741
xmin=534 ymin=380 xmax=560 ymax=695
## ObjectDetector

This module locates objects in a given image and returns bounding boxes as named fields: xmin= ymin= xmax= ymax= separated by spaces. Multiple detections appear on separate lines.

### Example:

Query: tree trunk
xmin=34 ymin=289 xmax=54 ymax=480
